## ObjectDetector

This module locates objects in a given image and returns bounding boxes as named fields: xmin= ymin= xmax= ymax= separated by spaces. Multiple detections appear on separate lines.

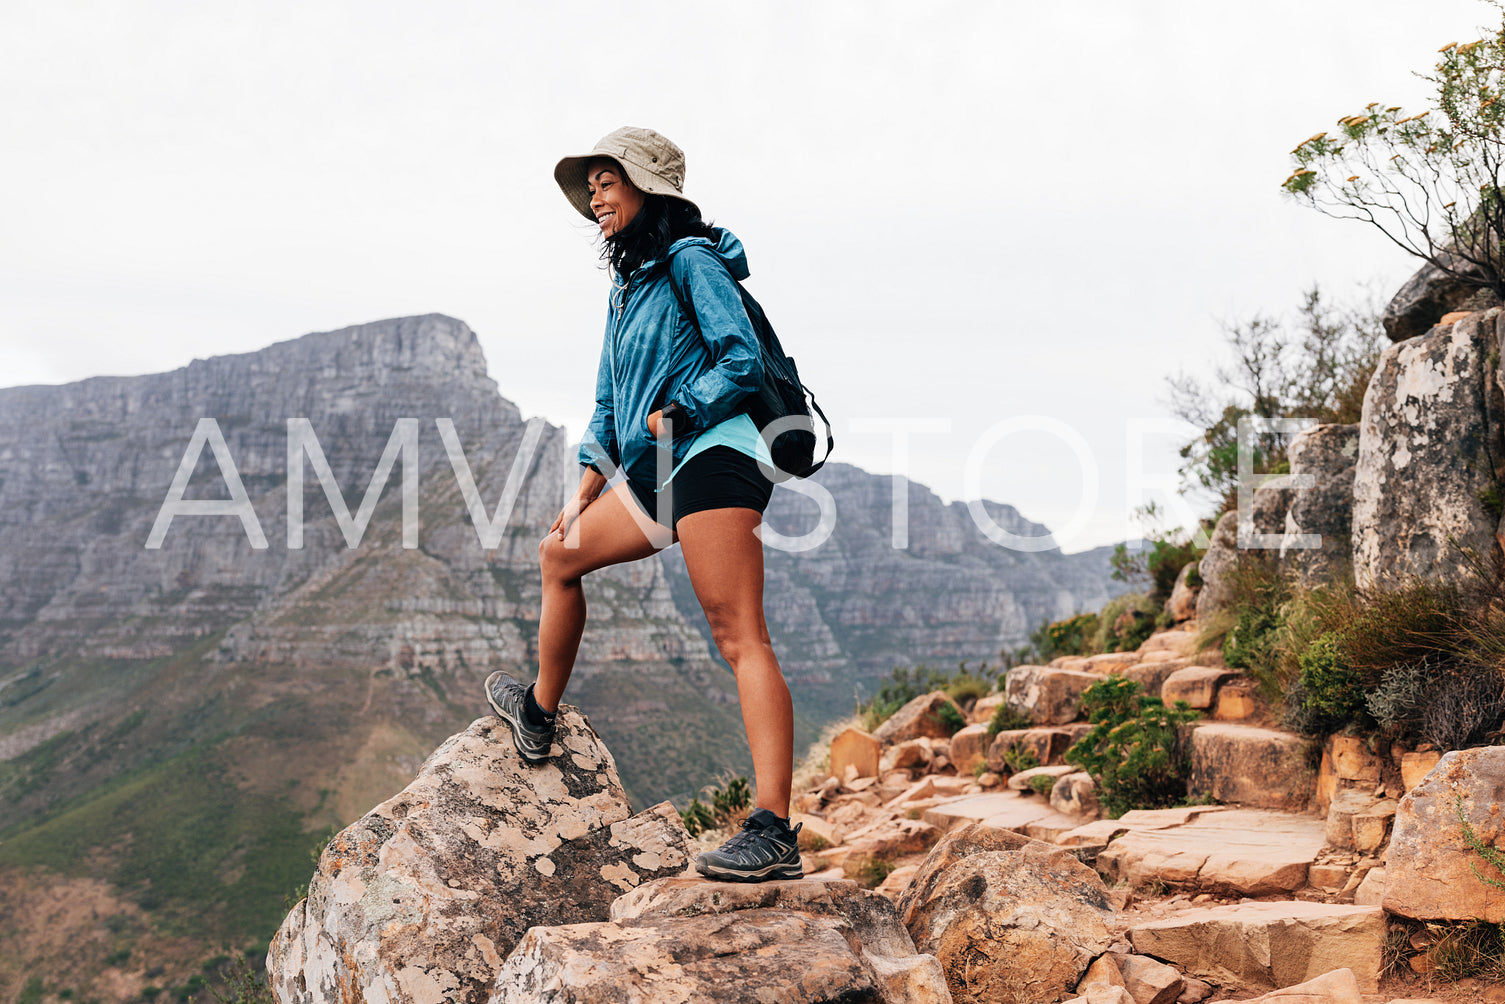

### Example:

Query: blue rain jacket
xmin=578 ymin=227 xmax=764 ymax=491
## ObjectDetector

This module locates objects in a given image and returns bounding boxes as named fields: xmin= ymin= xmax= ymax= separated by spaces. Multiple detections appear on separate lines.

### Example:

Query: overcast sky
xmin=1 ymin=1 xmax=1492 ymax=551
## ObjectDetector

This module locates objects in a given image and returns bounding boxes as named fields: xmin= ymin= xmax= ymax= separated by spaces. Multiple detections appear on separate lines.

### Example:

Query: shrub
xmin=679 ymin=775 xmax=751 ymax=837
xmin=1422 ymin=663 xmax=1505 ymax=751
xmin=859 ymin=665 xmax=952 ymax=731
xmin=1029 ymin=612 xmax=1101 ymax=661
xmin=1028 ymin=774 xmax=1056 ymax=797
xmin=985 ymin=702 xmax=1033 ymax=740
xmin=998 ymin=742 xmax=1040 ymax=775
xmin=844 ymin=854 xmax=893 ymax=889
xmin=1290 ymin=633 xmax=1369 ymax=735
xmin=935 ymin=702 xmax=966 ymax=737
xmin=945 ymin=673 xmax=990 ymax=710
xmin=1065 ymin=678 xmax=1201 ymax=817
xmin=1093 ymin=593 xmax=1160 ymax=653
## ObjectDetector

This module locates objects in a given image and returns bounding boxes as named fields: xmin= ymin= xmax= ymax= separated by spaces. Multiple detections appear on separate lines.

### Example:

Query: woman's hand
xmin=646 ymin=403 xmax=683 ymax=439
xmin=552 ymin=470 xmax=608 ymax=540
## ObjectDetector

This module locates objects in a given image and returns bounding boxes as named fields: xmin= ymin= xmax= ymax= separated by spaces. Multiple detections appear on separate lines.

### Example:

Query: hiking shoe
xmin=485 ymin=672 xmax=555 ymax=764
xmin=694 ymin=807 xmax=804 ymax=882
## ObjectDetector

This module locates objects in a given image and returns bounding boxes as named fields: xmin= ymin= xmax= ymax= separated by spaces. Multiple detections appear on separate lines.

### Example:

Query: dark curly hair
xmin=601 ymin=193 xmax=717 ymax=284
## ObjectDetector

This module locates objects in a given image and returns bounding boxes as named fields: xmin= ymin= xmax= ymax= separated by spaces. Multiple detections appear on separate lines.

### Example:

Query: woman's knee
xmin=538 ymin=534 xmax=580 ymax=585
xmin=707 ymin=615 xmax=770 ymax=668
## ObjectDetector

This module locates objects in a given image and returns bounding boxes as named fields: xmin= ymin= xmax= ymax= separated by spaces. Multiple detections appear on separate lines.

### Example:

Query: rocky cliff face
xmin=0 ymin=313 xmax=1120 ymax=809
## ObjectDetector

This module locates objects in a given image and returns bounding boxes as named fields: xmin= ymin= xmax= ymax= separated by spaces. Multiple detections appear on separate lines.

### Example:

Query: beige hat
xmin=554 ymin=126 xmax=699 ymax=222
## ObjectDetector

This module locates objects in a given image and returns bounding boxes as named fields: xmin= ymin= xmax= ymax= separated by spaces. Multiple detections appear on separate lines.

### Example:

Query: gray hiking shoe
xmin=485 ymin=671 xmax=555 ymax=764
xmin=694 ymin=807 xmax=804 ymax=882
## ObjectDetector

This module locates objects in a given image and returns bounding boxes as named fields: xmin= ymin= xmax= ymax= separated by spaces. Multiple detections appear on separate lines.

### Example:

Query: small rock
xmin=1329 ymin=736 xmax=1382 ymax=783
xmin=1120 ymin=953 xmax=1185 ymax=1004
xmin=948 ymin=723 xmax=990 ymax=775
xmin=1161 ymin=667 xmax=1240 ymax=709
xmin=1007 ymin=764 xmax=1075 ymax=792
xmin=1398 ymin=750 xmax=1441 ymax=792
xmin=1307 ymin=863 xmax=1347 ymax=889
xmin=1079 ymin=952 xmax=1126 ymax=988
xmin=1051 ymin=771 xmax=1102 ymax=819
xmin=1222 ymin=967 xmax=1362 ymax=1003
xmin=890 ymin=737 xmax=933 ymax=771
xmin=1213 ymin=680 xmax=1256 ymax=720
xmin=830 ymin=726 xmax=881 ymax=781
xmin=977 ymin=771 xmax=1001 ymax=788
xmin=1176 ymin=976 xmax=1213 ymax=1003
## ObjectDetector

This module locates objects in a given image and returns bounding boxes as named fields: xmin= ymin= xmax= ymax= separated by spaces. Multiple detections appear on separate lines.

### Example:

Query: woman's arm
xmin=578 ymin=308 xmax=620 ymax=473
xmin=665 ymin=247 xmax=764 ymax=432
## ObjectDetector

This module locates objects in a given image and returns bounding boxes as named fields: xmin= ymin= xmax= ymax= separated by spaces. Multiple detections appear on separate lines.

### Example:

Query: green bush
xmin=858 ymin=665 xmax=952 ymax=731
xmin=1289 ymin=633 xmax=1369 ymax=735
xmin=1028 ymin=774 xmax=1056 ymax=797
xmin=1064 ymin=678 xmax=1201 ymax=817
xmin=1093 ymin=593 xmax=1160 ymax=654
xmin=1029 ymin=613 xmax=1100 ymax=661
xmin=997 ymin=742 xmax=1040 ymax=775
xmin=935 ymin=702 xmax=966 ymax=737
xmin=679 ymin=775 xmax=752 ymax=837
xmin=985 ymin=702 xmax=1033 ymax=740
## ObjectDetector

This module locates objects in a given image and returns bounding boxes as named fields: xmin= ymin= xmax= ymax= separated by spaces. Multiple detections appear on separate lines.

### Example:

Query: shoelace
xmin=720 ymin=817 xmax=772 ymax=855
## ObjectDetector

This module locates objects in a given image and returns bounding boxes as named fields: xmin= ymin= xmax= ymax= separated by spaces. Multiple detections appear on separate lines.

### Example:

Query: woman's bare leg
xmin=535 ymin=482 xmax=668 ymax=710
xmin=676 ymin=506 xmax=792 ymax=817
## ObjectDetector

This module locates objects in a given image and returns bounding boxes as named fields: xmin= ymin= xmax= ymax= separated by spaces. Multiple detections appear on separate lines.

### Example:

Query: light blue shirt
xmin=661 ymin=412 xmax=772 ymax=488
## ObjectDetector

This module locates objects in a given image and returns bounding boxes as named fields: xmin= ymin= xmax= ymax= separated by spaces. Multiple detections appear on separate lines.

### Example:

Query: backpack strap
xmin=665 ymin=245 xmax=834 ymax=475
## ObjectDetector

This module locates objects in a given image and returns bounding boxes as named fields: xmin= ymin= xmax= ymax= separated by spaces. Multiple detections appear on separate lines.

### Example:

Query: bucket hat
xmin=554 ymin=126 xmax=699 ymax=222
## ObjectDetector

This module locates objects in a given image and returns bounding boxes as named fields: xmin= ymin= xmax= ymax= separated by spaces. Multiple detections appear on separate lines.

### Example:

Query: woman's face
xmin=584 ymin=158 xmax=644 ymax=239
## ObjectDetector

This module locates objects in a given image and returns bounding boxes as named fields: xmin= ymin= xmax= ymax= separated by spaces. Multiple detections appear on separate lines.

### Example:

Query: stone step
xmin=1127 ymin=900 xmax=1384 ymax=995
xmin=1189 ymin=723 xmax=1315 ymax=811
xmin=921 ymin=790 xmax=1085 ymax=843
xmin=1063 ymin=806 xmax=1327 ymax=896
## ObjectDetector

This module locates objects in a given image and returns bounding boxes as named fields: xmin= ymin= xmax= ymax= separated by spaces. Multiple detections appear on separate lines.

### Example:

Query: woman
xmin=484 ymin=126 xmax=802 ymax=883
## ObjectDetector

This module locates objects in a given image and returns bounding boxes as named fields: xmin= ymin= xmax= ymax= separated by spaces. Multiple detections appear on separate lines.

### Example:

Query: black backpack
xmin=666 ymin=250 xmax=833 ymax=481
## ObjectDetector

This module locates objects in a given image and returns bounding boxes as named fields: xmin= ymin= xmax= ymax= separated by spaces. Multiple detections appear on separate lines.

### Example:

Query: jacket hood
xmin=640 ymin=227 xmax=750 ymax=282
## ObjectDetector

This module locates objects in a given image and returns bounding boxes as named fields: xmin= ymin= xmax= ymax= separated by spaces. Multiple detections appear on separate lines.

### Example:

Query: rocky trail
xmin=265 ymin=615 xmax=1505 ymax=1003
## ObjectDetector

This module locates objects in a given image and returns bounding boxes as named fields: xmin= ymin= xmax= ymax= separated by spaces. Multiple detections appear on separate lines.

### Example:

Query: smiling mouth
xmin=596 ymin=212 xmax=616 ymax=227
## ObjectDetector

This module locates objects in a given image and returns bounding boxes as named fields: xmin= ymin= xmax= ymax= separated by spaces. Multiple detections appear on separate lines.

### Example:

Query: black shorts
xmin=624 ymin=446 xmax=775 ymax=531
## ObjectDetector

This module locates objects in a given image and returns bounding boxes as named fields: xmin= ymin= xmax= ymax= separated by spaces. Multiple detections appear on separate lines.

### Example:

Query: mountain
xmin=0 ymin=314 xmax=1121 ymax=994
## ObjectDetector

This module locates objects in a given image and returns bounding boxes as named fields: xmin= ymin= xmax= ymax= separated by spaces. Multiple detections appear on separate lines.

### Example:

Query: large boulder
xmin=1127 ymin=901 xmax=1383 ymax=994
xmin=832 ymin=726 xmax=882 ymax=780
xmin=1382 ymin=253 xmax=1501 ymax=343
xmin=1003 ymin=665 xmax=1100 ymax=725
xmin=1384 ymin=746 xmax=1505 ymax=923
xmin=895 ymin=823 xmax=1116 ymax=1004
xmin=1188 ymin=724 xmax=1314 ymax=812
xmin=874 ymin=692 xmax=964 ymax=746
xmin=1195 ymin=511 xmax=1239 ymax=621
xmin=1352 ymin=309 xmax=1505 ymax=590
xmin=1164 ymin=563 xmax=1199 ymax=624
xmin=1251 ymin=473 xmax=1297 ymax=538
xmin=1279 ymin=424 xmax=1359 ymax=588
xmin=492 ymin=877 xmax=952 ymax=1003
xmin=267 ymin=713 xmax=696 ymax=1004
